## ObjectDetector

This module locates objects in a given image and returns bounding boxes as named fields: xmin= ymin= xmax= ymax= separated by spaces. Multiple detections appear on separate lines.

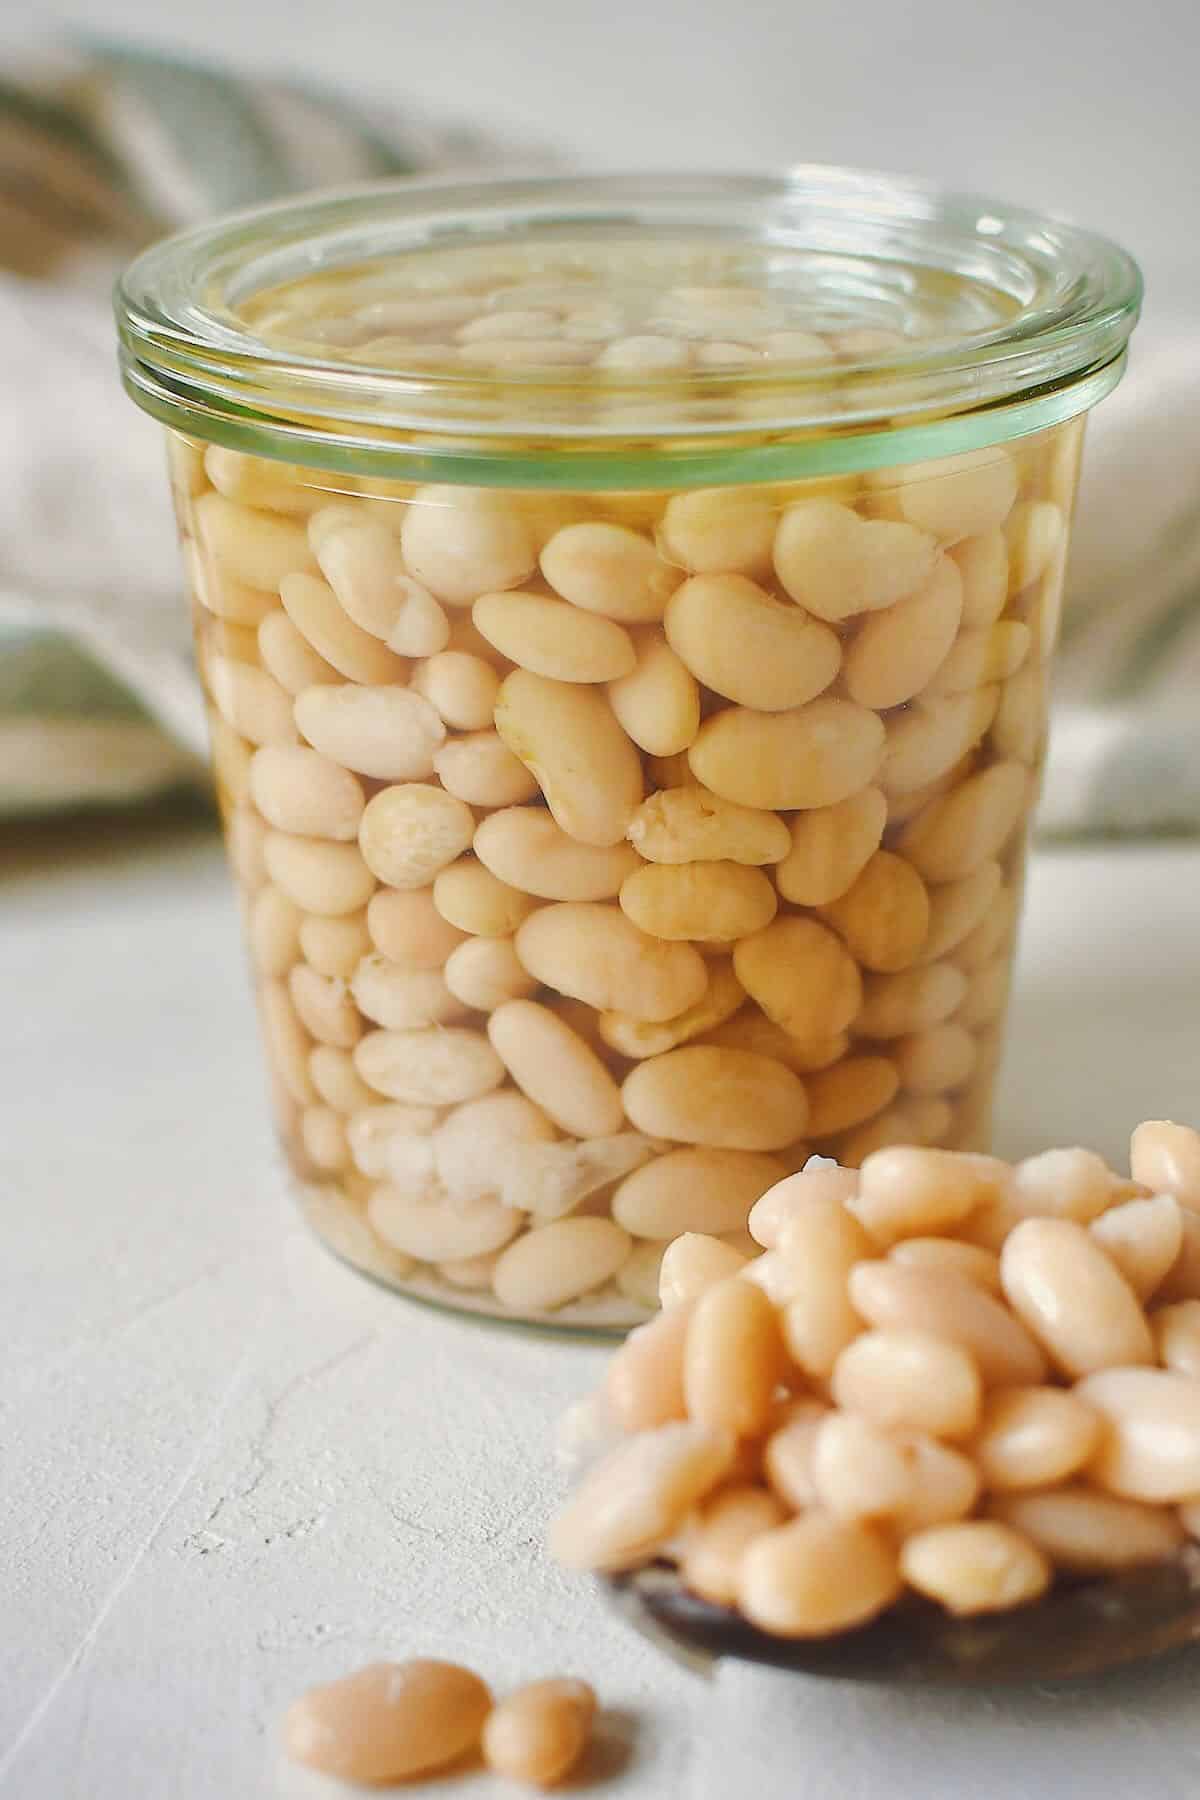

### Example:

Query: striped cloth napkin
xmin=3 ymin=45 xmax=1195 ymax=831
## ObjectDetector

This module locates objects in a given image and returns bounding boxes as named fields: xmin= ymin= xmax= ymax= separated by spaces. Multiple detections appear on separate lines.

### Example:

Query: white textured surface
xmin=2 ymin=816 xmax=1200 ymax=1797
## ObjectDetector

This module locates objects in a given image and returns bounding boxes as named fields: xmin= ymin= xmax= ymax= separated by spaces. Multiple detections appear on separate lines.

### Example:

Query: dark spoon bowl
xmin=607 ymin=1546 xmax=1200 ymax=1684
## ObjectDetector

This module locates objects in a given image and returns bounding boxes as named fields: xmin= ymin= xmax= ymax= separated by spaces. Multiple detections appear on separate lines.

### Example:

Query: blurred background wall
xmin=14 ymin=0 xmax=1196 ymax=292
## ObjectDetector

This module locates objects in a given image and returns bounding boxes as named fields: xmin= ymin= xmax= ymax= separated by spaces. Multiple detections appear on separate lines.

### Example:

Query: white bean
xmin=358 ymin=786 xmax=475 ymax=889
xmin=443 ymin=936 xmax=536 ymax=1011
xmin=541 ymin=521 xmax=681 ymax=622
xmin=411 ymin=650 xmax=501 ymax=730
xmin=354 ymin=1027 xmax=505 ymax=1105
xmin=280 ymin=572 xmax=408 ymax=684
xmin=1000 ymin=1217 xmax=1154 ymax=1376
xmin=487 ymin=999 xmax=624 ymax=1137
xmin=250 ymin=745 xmax=364 ymax=840
xmin=492 ymin=1217 xmax=632 ymax=1312
xmin=607 ymin=631 xmax=700 ymax=756
xmin=773 ymin=499 xmax=937 ymax=622
xmin=495 ymin=670 xmax=643 ymax=847
xmin=613 ymin=1148 xmax=786 ymax=1239
xmin=515 ymin=902 xmax=707 ymax=1022
xmin=263 ymin=832 xmax=375 ymax=916
xmin=473 ymin=587 xmax=636 ymax=682
xmin=665 ymin=573 xmax=841 ymax=711
xmin=399 ymin=485 xmax=537 ymax=605
xmin=689 ymin=698 xmax=885 ymax=812
xmin=295 ymin=684 xmax=445 ymax=780
xmin=622 ymin=1046 xmax=809 ymax=1152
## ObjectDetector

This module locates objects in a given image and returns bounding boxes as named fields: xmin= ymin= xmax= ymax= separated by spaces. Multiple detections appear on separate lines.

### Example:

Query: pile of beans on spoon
xmin=551 ymin=1122 xmax=1200 ymax=1639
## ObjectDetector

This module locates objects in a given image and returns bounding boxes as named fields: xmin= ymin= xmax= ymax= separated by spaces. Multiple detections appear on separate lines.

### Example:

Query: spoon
xmin=607 ymin=1546 xmax=1200 ymax=1684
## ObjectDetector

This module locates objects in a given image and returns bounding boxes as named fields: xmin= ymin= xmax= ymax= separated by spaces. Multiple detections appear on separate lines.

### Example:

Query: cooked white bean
xmin=288 ymin=964 xmax=362 ymax=1048
xmin=495 ymin=670 xmax=643 ymax=847
xmin=1079 ymin=1368 xmax=1200 ymax=1501
xmin=747 ymin=1159 xmax=859 ymax=1249
xmin=474 ymin=587 xmax=636 ymax=682
xmin=777 ymin=1191 xmax=873 ymax=1378
xmin=1090 ymin=1195 xmax=1183 ymax=1301
xmin=1005 ymin=499 xmax=1064 ymax=590
xmin=734 ymin=918 xmax=862 ymax=1040
xmin=492 ymin=1216 xmax=632 ymax=1312
xmin=347 ymin=1103 xmax=440 ymax=1179
xmin=606 ymin=630 xmax=700 ymax=756
xmin=900 ymin=762 xmax=1029 ymax=882
xmin=250 ymin=745 xmax=364 ymax=840
xmin=249 ymin=884 xmax=302 ymax=976
xmin=366 ymin=887 xmax=466 ymax=968
xmin=195 ymin=491 xmax=314 ymax=590
xmin=541 ymin=521 xmax=681 ymax=622
xmin=399 ymin=485 xmax=537 ymax=605
xmin=818 ymin=850 xmax=930 ymax=974
xmin=475 ymin=806 xmax=639 ymax=901
xmin=488 ymin=1000 xmax=624 ymax=1137
xmin=620 ymin=860 xmax=777 ymax=944
xmin=295 ymin=684 xmax=445 ymax=780
xmin=300 ymin=1105 xmax=350 ymax=1172
xmin=889 ymin=448 xmax=1018 ymax=543
xmin=852 ymin=1147 xmax=993 ymax=1245
xmin=888 ymin=1236 xmax=1001 ymax=1292
xmin=283 ymin=1659 xmax=492 ymax=1785
xmin=613 ymin=1148 xmax=786 ymax=1239
xmin=774 ymin=787 xmax=887 ymax=906
xmin=279 ymin=572 xmax=408 ymax=684
xmin=973 ymin=1385 xmax=1103 ymax=1491
xmin=369 ymin=1185 xmax=522 ymax=1260
xmin=812 ymin=1412 xmax=916 ymax=1521
xmin=665 ymin=573 xmax=841 ymax=711
xmin=894 ymin=1023 xmax=977 ymax=1096
xmin=689 ymin=698 xmax=885 ymax=812
xmin=658 ymin=486 xmax=776 ymax=576
xmin=311 ymin=514 xmax=450 ymax=654
xmin=502 ymin=1133 xmax=657 ymax=1220
xmin=354 ymin=1027 xmax=505 ymax=1105
xmin=481 ymin=1679 xmax=596 ymax=1789
xmin=627 ymin=785 xmax=789 ymax=867
xmin=949 ymin=529 xmax=1009 ymax=627
xmin=773 ymin=499 xmax=937 ymax=622
xmin=432 ymin=1088 xmax=556 ymax=1202
xmin=617 ymin=1239 xmax=671 ymax=1309
xmin=1131 ymin=1120 xmax=1200 ymax=1210
xmin=919 ymin=863 xmax=1004 ymax=965
xmin=622 ymin=1046 xmax=809 ymax=1151
xmin=881 ymin=689 xmax=998 ymax=796
xmin=804 ymin=1057 xmax=901 ymax=1138
xmin=434 ymin=856 xmax=538 ymax=937
xmin=549 ymin=1421 xmax=734 ymax=1571
xmin=257 ymin=609 xmax=342 ymax=694
xmin=308 ymin=1044 xmax=375 ymax=1114
xmin=443 ymin=935 xmax=536 ymax=1011
xmin=901 ymin=1521 xmax=1048 ymax=1615
xmin=260 ymin=979 xmax=316 ymax=1104
xmin=990 ymin=1486 xmax=1186 ymax=1573
xmin=684 ymin=1278 xmax=784 ymax=1437
xmin=681 ymin=1485 xmax=788 ymax=1607
xmin=410 ymin=650 xmax=501 ymax=730
xmin=844 ymin=557 xmax=963 ymax=710
xmin=833 ymin=1328 xmax=982 ymax=1437
xmin=855 ymin=962 xmax=967 ymax=1038
xmin=263 ymin=832 xmax=375 ymax=916
xmin=358 ymin=786 xmax=475 ymax=889
xmin=849 ymin=1256 xmax=1046 ymax=1385
xmin=186 ymin=542 xmax=275 ymax=627
xmin=597 ymin=959 xmax=745 ymax=1059
xmin=703 ymin=1010 xmax=848 ymax=1076
xmin=208 ymin=655 xmax=297 ymax=746
xmin=350 ymin=955 xmax=467 ymax=1029
xmin=1001 ymin=1217 xmax=1154 ymax=1376
xmin=737 ymin=1513 xmax=901 ymax=1638
xmin=1152 ymin=1299 xmax=1200 ymax=1377
xmin=1010 ymin=1146 xmax=1127 ymax=1227
xmin=515 ymin=902 xmax=707 ymax=1022
xmin=659 ymin=1233 xmax=753 ymax=1306
xmin=432 ymin=731 xmax=539 ymax=807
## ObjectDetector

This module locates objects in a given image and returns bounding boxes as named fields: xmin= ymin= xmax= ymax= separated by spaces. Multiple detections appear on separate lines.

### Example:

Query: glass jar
xmin=116 ymin=171 xmax=1140 ymax=1328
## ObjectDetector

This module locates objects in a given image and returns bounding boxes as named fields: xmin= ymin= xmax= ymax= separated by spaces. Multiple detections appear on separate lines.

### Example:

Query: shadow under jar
xmin=115 ymin=171 xmax=1140 ymax=1329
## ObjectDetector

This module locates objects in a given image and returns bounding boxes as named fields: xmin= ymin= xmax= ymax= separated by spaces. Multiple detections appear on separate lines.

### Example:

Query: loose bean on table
xmin=284 ymin=1660 xmax=492 ymax=1784
xmin=482 ymin=1679 xmax=596 ymax=1787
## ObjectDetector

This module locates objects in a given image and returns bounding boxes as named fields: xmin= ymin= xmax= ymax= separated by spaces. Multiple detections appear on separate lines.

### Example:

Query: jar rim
xmin=115 ymin=168 xmax=1141 ymax=487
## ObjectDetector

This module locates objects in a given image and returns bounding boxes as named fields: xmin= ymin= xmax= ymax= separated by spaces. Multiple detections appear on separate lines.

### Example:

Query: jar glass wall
xmin=120 ymin=172 xmax=1139 ymax=1328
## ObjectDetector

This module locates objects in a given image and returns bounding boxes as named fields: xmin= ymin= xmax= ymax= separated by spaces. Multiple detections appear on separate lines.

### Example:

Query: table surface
xmin=3 ymin=815 xmax=1200 ymax=1800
